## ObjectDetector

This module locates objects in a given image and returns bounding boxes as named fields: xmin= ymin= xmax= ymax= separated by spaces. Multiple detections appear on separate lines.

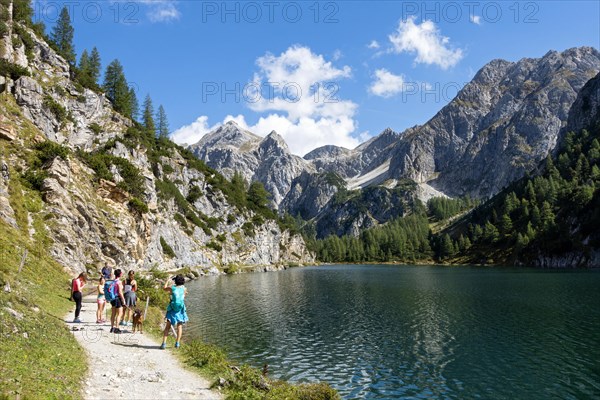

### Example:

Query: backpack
xmin=104 ymin=279 xmax=119 ymax=302
xmin=169 ymin=286 xmax=185 ymax=312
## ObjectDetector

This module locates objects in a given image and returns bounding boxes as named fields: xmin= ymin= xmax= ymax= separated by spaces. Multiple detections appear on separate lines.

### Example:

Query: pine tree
xmin=526 ymin=181 xmax=536 ymax=204
xmin=540 ymin=201 xmax=555 ymax=231
xmin=129 ymin=87 xmax=139 ymax=121
xmin=525 ymin=222 xmax=536 ymax=241
xmin=441 ymin=234 xmax=455 ymax=260
xmin=156 ymin=105 xmax=170 ymax=139
xmin=499 ymin=214 xmax=513 ymax=236
xmin=142 ymin=95 xmax=156 ymax=136
xmin=483 ymin=221 xmax=500 ymax=243
xmin=103 ymin=59 xmax=132 ymax=117
xmin=51 ymin=7 xmax=76 ymax=65
xmin=516 ymin=233 xmax=528 ymax=251
xmin=247 ymin=181 xmax=270 ymax=211
xmin=77 ymin=50 xmax=91 ymax=87
xmin=230 ymin=171 xmax=247 ymax=208
xmin=13 ymin=0 xmax=33 ymax=24
xmin=89 ymin=47 xmax=101 ymax=85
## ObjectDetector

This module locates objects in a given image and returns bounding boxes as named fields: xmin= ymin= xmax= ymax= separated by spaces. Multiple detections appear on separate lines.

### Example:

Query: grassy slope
xmin=0 ymin=182 xmax=85 ymax=399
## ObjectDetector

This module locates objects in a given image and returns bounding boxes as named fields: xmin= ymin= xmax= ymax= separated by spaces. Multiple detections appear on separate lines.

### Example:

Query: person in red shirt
xmin=70 ymin=273 xmax=88 ymax=323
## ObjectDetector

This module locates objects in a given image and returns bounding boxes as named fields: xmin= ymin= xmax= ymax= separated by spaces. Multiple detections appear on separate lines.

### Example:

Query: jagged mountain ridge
xmin=190 ymin=121 xmax=314 ymax=206
xmin=389 ymin=47 xmax=600 ymax=198
xmin=0 ymin=15 xmax=314 ymax=273
xmin=190 ymin=47 xmax=599 ymax=237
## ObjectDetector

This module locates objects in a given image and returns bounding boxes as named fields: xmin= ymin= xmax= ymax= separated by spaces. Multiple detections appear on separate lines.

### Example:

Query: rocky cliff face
xmin=389 ymin=47 xmax=600 ymax=198
xmin=189 ymin=122 xmax=313 ymax=206
xmin=0 ymin=16 xmax=314 ymax=273
xmin=558 ymin=72 xmax=600 ymax=147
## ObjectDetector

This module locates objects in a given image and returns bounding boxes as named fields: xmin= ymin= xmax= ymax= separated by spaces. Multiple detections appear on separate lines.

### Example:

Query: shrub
xmin=35 ymin=141 xmax=70 ymax=164
xmin=227 ymin=214 xmax=236 ymax=224
xmin=216 ymin=233 xmax=226 ymax=243
xmin=160 ymin=237 xmax=176 ymax=258
xmin=88 ymin=123 xmax=102 ymax=134
xmin=78 ymin=151 xmax=145 ymax=198
xmin=43 ymin=95 xmax=68 ymax=123
xmin=13 ymin=23 xmax=35 ymax=61
xmin=206 ymin=241 xmax=222 ymax=252
xmin=129 ymin=197 xmax=149 ymax=214
xmin=136 ymin=275 xmax=169 ymax=308
xmin=174 ymin=213 xmax=188 ymax=229
xmin=186 ymin=185 xmax=203 ymax=203
xmin=162 ymin=164 xmax=174 ymax=175
xmin=252 ymin=214 xmax=265 ymax=226
xmin=0 ymin=59 xmax=30 ymax=80
xmin=21 ymin=169 xmax=48 ymax=191
xmin=242 ymin=222 xmax=255 ymax=237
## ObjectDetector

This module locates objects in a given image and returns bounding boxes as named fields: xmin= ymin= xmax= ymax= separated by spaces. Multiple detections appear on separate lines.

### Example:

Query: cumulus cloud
xmin=369 ymin=69 xmax=406 ymax=98
xmin=368 ymin=40 xmax=380 ymax=49
xmin=170 ymin=116 xmax=218 ymax=145
xmin=137 ymin=0 xmax=181 ymax=22
xmin=470 ymin=15 xmax=482 ymax=25
xmin=389 ymin=17 xmax=463 ymax=69
xmin=172 ymin=46 xmax=362 ymax=155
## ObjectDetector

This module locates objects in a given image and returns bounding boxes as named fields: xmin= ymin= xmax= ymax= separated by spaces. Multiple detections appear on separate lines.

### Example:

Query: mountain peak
xmin=260 ymin=130 xmax=290 ymax=152
xmin=189 ymin=121 xmax=261 ymax=155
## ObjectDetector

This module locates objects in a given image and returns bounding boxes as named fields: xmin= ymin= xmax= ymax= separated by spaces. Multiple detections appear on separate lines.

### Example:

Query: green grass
xmin=0 ymin=219 xmax=85 ymax=399
xmin=180 ymin=341 xmax=340 ymax=400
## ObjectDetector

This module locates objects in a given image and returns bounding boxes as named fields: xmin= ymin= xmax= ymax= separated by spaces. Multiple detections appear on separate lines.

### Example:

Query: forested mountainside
xmin=0 ymin=2 xmax=313 ymax=274
xmin=311 ymin=72 xmax=600 ymax=268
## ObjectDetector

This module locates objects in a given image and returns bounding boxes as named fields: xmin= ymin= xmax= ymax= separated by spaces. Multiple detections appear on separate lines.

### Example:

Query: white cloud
xmin=172 ymin=45 xmax=362 ymax=155
xmin=137 ymin=0 xmax=181 ymax=22
xmin=388 ymin=17 xmax=463 ymax=70
xmin=369 ymin=69 xmax=406 ymax=98
xmin=368 ymin=40 xmax=380 ymax=49
xmin=470 ymin=15 xmax=482 ymax=25
xmin=170 ymin=116 xmax=218 ymax=145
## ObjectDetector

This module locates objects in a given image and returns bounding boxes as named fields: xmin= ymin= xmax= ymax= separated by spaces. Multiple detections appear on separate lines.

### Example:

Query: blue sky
xmin=34 ymin=1 xmax=600 ymax=155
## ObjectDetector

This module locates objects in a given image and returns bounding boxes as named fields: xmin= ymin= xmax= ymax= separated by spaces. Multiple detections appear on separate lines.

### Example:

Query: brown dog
xmin=132 ymin=308 xmax=144 ymax=333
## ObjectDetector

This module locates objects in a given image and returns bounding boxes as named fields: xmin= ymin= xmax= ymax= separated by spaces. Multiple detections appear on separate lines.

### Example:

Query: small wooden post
xmin=143 ymin=297 xmax=150 ymax=320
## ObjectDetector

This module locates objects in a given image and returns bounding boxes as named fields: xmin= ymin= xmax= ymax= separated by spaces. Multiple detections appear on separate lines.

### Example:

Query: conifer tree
xmin=129 ymin=87 xmax=139 ymax=121
xmin=51 ymin=6 xmax=76 ymax=65
xmin=103 ymin=59 xmax=132 ymax=117
xmin=77 ymin=50 xmax=92 ymax=87
xmin=142 ymin=95 xmax=156 ymax=136
xmin=156 ymin=105 xmax=169 ymax=138
xmin=89 ymin=47 xmax=102 ymax=85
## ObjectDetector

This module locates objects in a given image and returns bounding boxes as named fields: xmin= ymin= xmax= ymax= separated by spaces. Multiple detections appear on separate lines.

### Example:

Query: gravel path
xmin=66 ymin=295 xmax=222 ymax=400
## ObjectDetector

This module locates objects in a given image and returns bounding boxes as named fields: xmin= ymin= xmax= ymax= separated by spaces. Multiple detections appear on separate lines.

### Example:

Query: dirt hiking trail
xmin=65 ymin=295 xmax=222 ymax=400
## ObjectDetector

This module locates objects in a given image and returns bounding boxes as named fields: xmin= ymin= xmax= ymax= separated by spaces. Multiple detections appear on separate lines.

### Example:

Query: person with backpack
xmin=70 ymin=273 xmax=87 ymax=323
xmin=106 ymin=269 xmax=126 ymax=334
xmin=121 ymin=270 xmax=138 ymax=327
xmin=160 ymin=274 xmax=188 ymax=349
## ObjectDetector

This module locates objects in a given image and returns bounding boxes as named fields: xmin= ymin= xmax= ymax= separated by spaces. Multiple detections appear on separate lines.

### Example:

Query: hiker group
xmin=70 ymin=263 xmax=189 ymax=349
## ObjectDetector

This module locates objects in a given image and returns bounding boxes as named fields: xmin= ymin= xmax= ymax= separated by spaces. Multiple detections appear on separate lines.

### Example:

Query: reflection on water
xmin=185 ymin=265 xmax=600 ymax=399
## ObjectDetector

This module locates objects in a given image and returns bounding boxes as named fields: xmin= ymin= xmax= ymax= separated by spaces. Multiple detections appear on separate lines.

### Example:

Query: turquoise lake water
xmin=185 ymin=265 xmax=600 ymax=399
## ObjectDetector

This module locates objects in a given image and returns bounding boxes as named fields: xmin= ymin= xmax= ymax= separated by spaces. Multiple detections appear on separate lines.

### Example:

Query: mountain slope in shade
xmin=446 ymin=72 xmax=600 ymax=268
